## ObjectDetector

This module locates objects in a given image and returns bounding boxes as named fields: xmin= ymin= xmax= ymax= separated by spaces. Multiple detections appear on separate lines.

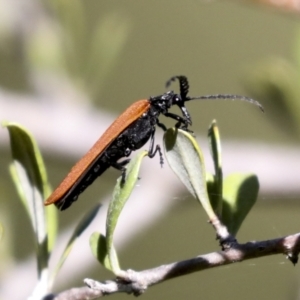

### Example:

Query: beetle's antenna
xmin=186 ymin=94 xmax=264 ymax=112
xmin=166 ymin=75 xmax=264 ymax=112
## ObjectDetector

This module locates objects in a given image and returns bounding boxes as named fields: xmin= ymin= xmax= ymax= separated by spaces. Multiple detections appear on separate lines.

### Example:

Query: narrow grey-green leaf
xmin=207 ymin=120 xmax=223 ymax=215
xmin=46 ymin=205 xmax=58 ymax=254
xmin=50 ymin=203 xmax=101 ymax=284
xmin=106 ymin=150 xmax=148 ymax=274
xmin=3 ymin=122 xmax=50 ymax=199
xmin=163 ymin=128 xmax=217 ymax=221
xmin=222 ymin=173 xmax=259 ymax=236
xmin=9 ymin=162 xmax=58 ymax=255
xmin=4 ymin=122 xmax=49 ymax=291
xmin=206 ymin=175 xmax=220 ymax=213
xmin=90 ymin=232 xmax=119 ymax=272
xmin=208 ymin=120 xmax=222 ymax=176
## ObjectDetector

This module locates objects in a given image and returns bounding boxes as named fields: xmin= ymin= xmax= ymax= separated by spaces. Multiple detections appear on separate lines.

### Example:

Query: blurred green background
xmin=1 ymin=0 xmax=300 ymax=299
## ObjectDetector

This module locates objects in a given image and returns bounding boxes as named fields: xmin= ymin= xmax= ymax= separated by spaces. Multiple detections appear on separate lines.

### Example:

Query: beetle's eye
xmin=174 ymin=95 xmax=180 ymax=103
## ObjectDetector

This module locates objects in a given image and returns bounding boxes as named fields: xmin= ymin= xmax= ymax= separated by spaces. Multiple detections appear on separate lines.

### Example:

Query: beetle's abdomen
xmin=54 ymin=155 xmax=111 ymax=210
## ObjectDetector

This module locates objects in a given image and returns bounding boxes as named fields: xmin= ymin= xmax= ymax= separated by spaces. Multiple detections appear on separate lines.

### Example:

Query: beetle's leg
xmin=177 ymin=104 xmax=192 ymax=125
xmin=163 ymin=112 xmax=191 ymax=130
xmin=111 ymin=159 xmax=131 ymax=170
xmin=111 ymin=159 xmax=130 ymax=185
xmin=157 ymin=121 xmax=167 ymax=131
xmin=162 ymin=112 xmax=194 ymax=134
xmin=148 ymin=129 xmax=164 ymax=167
xmin=150 ymin=145 xmax=163 ymax=167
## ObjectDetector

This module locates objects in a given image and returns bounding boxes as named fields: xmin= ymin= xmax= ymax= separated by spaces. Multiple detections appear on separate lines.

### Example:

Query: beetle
xmin=44 ymin=75 xmax=263 ymax=210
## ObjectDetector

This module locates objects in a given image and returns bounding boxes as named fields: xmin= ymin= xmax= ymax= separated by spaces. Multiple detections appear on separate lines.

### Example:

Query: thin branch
xmin=44 ymin=232 xmax=300 ymax=300
xmin=209 ymin=217 xmax=236 ymax=246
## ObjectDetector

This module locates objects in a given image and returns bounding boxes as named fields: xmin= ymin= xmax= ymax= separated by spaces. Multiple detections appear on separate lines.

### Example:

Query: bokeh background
xmin=1 ymin=0 xmax=300 ymax=299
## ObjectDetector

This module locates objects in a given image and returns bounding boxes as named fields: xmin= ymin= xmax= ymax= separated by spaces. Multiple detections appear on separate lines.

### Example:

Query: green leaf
xmin=163 ymin=128 xmax=217 ymax=221
xmin=208 ymin=120 xmax=222 ymax=177
xmin=222 ymin=173 xmax=259 ymax=236
xmin=3 ymin=122 xmax=50 ymax=291
xmin=50 ymin=203 xmax=101 ymax=284
xmin=106 ymin=150 xmax=148 ymax=274
xmin=207 ymin=120 xmax=223 ymax=215
xmin=90 ymin=232 xmax=119 ymax=272
xmin=46 ymin=205 xmax=58 ymax=254
xmin=5 ymin=124 xmax=58 ymax=254
xmin=206 ymin=175 xmax=220 ymax=214
xmin=3 ymin=122 xmax=50 ymax=200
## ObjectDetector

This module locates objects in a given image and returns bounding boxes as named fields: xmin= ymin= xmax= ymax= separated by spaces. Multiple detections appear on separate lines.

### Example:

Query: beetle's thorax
xmin=149 ymin=91 xmax=191 ymax=127
xmin=149 ymin=91 xmax=181 ymax=114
